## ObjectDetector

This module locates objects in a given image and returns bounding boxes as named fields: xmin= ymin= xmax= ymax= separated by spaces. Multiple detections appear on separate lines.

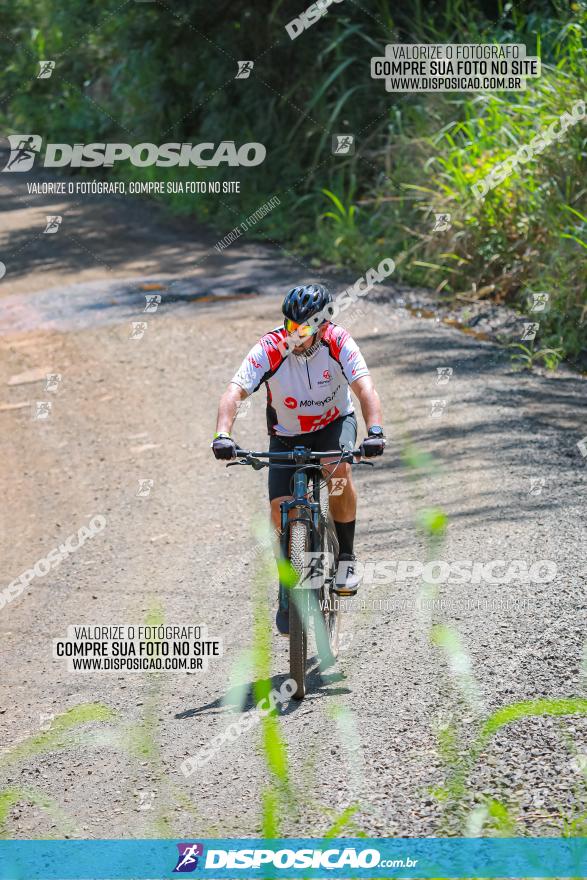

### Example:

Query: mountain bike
xmin=227 ymin=446 xmax=373 ymax=700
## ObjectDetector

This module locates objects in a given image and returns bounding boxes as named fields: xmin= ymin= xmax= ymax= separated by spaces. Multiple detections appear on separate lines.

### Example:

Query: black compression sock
xmin=334 ymin=520 xmax=356 ymax=557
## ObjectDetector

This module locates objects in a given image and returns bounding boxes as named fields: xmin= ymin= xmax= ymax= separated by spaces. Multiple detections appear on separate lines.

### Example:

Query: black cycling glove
xmin=211 ymin=433 xmax=237 ymax=460
xmin=361 ymin=426 xmax=386 ymax=457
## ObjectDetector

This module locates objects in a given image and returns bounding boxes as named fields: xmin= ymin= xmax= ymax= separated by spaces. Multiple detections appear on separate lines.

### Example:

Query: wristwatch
xmin=368 ymin=425 xmax=385 ymax=438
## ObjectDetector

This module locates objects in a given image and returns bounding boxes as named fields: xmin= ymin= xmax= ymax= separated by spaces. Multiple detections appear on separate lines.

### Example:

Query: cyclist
xmin=212 ymin=284 xmax=385 ymax=634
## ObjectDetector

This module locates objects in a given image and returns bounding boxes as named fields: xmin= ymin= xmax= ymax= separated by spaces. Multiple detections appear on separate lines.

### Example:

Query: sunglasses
xmin=284 ymin=317 xmax=316 ymax=338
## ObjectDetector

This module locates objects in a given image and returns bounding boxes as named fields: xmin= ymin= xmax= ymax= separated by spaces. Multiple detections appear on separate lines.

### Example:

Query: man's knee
xmin=325 ymin=461 xmax=352 ymax=482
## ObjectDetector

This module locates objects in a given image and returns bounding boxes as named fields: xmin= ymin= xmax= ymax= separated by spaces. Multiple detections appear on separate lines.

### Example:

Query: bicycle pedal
xmin=332 ymin=587 xmax=358 ymax=597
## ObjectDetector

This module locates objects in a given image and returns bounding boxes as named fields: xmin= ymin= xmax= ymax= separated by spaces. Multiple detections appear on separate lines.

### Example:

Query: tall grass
xmin=1 ymin=0 xmax=584 ymax=361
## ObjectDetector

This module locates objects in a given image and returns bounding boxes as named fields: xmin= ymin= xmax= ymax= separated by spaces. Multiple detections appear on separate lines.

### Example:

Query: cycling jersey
xmin=230 ymin=323 xmax=369 ymax=436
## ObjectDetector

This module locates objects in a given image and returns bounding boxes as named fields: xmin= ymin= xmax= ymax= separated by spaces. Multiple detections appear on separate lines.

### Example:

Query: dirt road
xmin=1 ymin=163 xmax=586 ymax=839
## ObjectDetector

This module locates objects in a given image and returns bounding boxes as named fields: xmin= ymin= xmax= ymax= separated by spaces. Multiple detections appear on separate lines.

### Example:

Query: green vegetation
xmin=1 ymin=0 xmax=585 ymax=364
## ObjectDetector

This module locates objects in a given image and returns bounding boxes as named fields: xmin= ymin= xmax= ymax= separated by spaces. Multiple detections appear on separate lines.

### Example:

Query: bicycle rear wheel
xmin=288 ymin=515 xmax=311 ymax=700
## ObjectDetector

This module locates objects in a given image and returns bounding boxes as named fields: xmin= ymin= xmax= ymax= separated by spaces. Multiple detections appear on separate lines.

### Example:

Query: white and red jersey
xmin=230 ymin=323 xmax=369 ymax=436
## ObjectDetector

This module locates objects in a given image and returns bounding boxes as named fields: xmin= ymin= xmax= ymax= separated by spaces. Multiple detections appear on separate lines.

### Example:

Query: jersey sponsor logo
xmin=248 ymin=355 xmax=262 ymax=369
xmin=297 ymin=406 xmax=340 ymax=432
xmin=317 ymin=368 xmax=333 ymax=387
xmin=298 ymin=385 xmax=341 ymax=408
xmin=284 ymin=396 xmax=297 ymax=409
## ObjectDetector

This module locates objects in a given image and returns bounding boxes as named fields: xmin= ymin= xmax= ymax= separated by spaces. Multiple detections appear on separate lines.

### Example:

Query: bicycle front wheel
xmin=288 ymin=515 xmax=311 ymax=700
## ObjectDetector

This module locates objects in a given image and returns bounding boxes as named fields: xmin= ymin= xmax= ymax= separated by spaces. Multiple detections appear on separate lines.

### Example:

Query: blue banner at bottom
xmin=0 ymin=837 xmax=586 ymax=879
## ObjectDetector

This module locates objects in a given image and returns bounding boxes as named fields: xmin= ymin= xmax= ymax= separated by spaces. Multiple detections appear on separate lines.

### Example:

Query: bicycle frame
xmin=227 ymin=444 xmax=374 ymax=698
xmin=279 ymin=465 xmax=322 ymax=547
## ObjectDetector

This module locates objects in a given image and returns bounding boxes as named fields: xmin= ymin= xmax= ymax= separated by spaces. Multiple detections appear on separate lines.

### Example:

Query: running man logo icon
xmin=235 ymin=397 xmax=252 ymax=419
xmin=436 ymin=367 xmax=453 ymax=386
xmin=44 ymin=216 xmax=62 ymax=234
xmin=136 ymin=479 xmax=154 ymax=498
xmin=129 ymin=321 xmax=148 ymax=339
xmin=34 ymin=401 xmax=52 ymax=420
xmin=37 ymin=61 xmax=56 ymax=79
xmin=3 ymin=135 xmax=42 ymax=172
xmin=136 ymin=790 xmax=155 ymax=811
xmin=39 ymin=712 xmax=55 ymax=732
xmin=173 ymin=843 xmax=204 ymax=873
xmin=329 ymin=477 xmax=347 ymax=496
xmin=45 ymin=373 xmax=62 ymax=393
xmin=144 ymin=294 xmax=161 ymax=313
xmin=529 ymin=477 xmax=546 ymax=496
xmin=430 ymin=399 xmax=447 ymax=418
xmin=235 ymin=61 xmax=254 ymax=79
xmin=433 ymin=213 xmax=451 ymax=232
xmin=300 ymin=551 xmax=335 ymax=590
xmin=530 ymin=292 xmax=549 ymax=312
xmin=521 ymin=322 xmax=539 ymax=341
xmin=332 ymin=134 xmax=355 ymax=155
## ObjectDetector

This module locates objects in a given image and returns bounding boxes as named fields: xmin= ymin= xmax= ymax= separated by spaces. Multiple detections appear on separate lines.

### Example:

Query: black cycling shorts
xmin=268 ymin=412 xmax=357 ymax=501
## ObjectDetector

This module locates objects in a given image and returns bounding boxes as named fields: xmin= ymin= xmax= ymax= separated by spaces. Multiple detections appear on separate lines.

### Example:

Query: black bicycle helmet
xmin=282 ymin=283 xmax=333 ymax=325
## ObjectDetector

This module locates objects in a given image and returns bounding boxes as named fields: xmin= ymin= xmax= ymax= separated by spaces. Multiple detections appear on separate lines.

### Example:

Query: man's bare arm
xmin=350 ymin=374 xmax=383 ymax=431
xmin=215 ymin=382 xmax=249 ymax=435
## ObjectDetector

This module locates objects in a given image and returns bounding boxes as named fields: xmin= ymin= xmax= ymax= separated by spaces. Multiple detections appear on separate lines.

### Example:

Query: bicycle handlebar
xmin=227 ymin=446 xmax=375 ymax=469
xmin=235 ymin=447 xmax=362 ymax=460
